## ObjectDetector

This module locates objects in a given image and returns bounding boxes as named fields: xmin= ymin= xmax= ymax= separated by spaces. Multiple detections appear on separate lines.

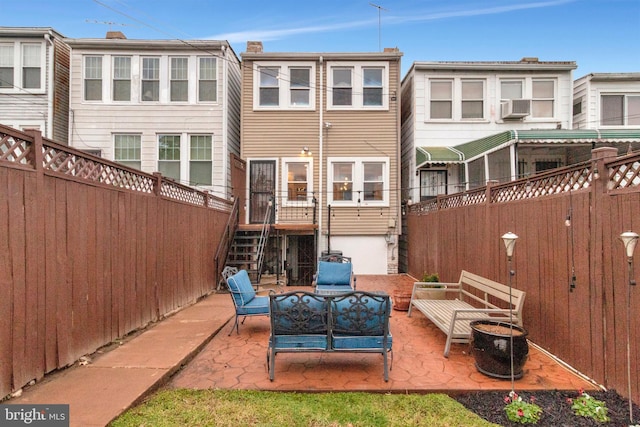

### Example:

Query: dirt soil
xmin=456 ymin=389 xmax=639 ymax=426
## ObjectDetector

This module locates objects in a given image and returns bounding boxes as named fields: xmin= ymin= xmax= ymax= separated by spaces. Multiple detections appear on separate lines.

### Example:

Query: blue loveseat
xmin=267 ymin=291 xmax=392 ymax=381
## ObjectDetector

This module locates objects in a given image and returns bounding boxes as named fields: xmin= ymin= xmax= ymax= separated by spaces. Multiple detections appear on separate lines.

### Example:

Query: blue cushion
xmin=315 ymin=285 xmax=354 ymax=295
xmin=236 ymin=295 xmax=269 ymax=315
xmin=332 ymin=333 xmax=392 ymax=350
xmin=315 ymin=261 xmax=352 ymax=286
xmin=226 ymin=270 xmax=256 ymax=306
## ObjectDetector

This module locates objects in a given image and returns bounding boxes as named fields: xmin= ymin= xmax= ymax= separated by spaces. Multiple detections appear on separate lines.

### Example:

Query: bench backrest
xmin=331 ymin=292 xmax=390 ymax=337
xmin=269 ymin=291 xmax=329 ymax=335
xmin=458 ymin=270 xmax=526 ymax=316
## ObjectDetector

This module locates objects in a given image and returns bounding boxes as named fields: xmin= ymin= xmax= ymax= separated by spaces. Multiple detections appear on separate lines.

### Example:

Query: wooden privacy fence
xmin=407 ymin=146 xmax=640 ymax=404
xmin=0 ymin=125 xmax=232 ymax=397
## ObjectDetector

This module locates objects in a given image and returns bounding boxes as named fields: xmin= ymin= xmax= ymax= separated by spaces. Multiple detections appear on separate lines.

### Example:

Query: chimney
xmin=383 ymin=47 xmax=399 ymax=53
xmin=246 ymin=41 xmax=263 ymax=53
xmin=106 ymin=31 xmax=127 ymax=40
xmin=520 ymin=57 xmax=539 ymax=63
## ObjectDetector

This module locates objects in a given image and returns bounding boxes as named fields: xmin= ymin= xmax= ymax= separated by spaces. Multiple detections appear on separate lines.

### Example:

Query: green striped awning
xmin=416 ymin=146 xmax=464 ymax=168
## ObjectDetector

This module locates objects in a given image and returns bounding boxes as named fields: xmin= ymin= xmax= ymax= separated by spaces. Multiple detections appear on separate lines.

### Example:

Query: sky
xmin=2 ymin=0 xmax=639 ymax=77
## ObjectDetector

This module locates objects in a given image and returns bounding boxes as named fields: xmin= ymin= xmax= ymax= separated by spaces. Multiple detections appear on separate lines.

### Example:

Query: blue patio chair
xmin=224 ymin=269 xmax=272 ymax=335
xmin=314 ymin=255 xmax=356 ymax=295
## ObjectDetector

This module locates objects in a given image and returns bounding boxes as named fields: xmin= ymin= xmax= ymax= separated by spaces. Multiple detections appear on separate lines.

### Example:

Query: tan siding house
xmin=66 ymin=33 xmax=241 ymax=199
xmin=241 ymin=42 xmax=402 ymax=277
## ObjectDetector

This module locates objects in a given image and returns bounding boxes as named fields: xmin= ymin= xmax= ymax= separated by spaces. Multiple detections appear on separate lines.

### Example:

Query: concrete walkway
xmin=6 ymin=275 xmax=599 ymax=426
xmin=8 ymin=293 xmax=234 ymax=427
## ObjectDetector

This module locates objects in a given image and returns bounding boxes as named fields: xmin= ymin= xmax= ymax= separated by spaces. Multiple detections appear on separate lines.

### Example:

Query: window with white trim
xmin=21 ymin=44 xmax=41 ymax=89
xmin=0 ymin=44 xmax=14 ymax=88
xmin=601 ymin=94 xmax=640 ymax=126
xmin=112 ymin=56 xmax=131 ymax=101
xmin=189 ymin=135 xmax=212 ymax=185
xmin=327 ymin=157 xmax=389 ymax=205
xmin=84 ymin=56 xmax=102 ymax=101
xmin=158 ymin=134 xmax=181 ymax=180
xmin=0 ymin=41 xmax=45 ymax=93
xmin=142 ymin=57 xmax=160 ymax=101
xmin=500 ymin=80 xmax=523 ymax=100
xmin=114 ymin=134 xmax=141 ymax=170
xmin=429 ymin=79 xmax=452 ymax=119
xmin=253 ymin=62 xmax=316 ymax=110
xmin=282 ymin=158 xmax=313 ymax=205
xmin=532 ymin=80 xmax=554 ymax=118
xmin=427 ymin=78 xmax=486 ymax=121
xmin=328 ymin=62 xmax=389 ymax=110
xmin=198 ymin=57 xmax=217 ymax=102
xmin=170 ymin=57 xmax=188 ymax=102
xmin=461 ymin=80 xmax=484 ymax=119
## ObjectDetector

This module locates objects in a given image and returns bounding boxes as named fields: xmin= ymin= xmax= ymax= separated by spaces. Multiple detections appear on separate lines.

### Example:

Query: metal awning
xmin=415 ymin=146 xmax=464 ymax=168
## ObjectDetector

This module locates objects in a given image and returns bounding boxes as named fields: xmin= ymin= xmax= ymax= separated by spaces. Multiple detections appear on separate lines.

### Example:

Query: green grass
xmin=110 ymin=389 xmax=499 ymax=427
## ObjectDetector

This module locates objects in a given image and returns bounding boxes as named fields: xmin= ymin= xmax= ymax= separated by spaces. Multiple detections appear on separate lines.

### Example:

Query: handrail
xmin=214 ymin=197 xmax=240 ymax=290
xmin=254 ymin=197 xmax=273 ymax=283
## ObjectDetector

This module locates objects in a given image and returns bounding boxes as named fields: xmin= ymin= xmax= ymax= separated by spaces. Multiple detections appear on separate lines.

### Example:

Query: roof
xmin=409 ymin=58 xmax=577 ymax=74
xmin=417 ymin=129 xmax=640 ymax=165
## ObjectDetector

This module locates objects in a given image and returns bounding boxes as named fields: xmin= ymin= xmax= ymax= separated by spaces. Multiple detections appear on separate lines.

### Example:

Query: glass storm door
xmin=249 ymin=160 xmax=276 ymax=223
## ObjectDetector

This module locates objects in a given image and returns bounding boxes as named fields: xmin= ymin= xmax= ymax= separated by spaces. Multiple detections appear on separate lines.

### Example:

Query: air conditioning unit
xmin=501 ymin=99 xmax=531 ymax=119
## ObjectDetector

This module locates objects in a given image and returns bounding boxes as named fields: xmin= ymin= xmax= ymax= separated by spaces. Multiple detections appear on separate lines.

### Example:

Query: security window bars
xmin=114 ymin=134 xmax=141 ymax=170
xmin=84 ymin=56 xmax=102 ymax=101
xmin=170 ymin=57 xmax=188 ymax=102
xmin=198 ymin=57 xmax=217 ymax=102
xmin=112 ymin=56 xmax=131 ymax=101
xmin=158 ymin=135 xmax=181 ymax=181
xmin=189 ymin=135 xmax=212 ymax=185
xmin=142 ymin=57 xmax=160 ymax=101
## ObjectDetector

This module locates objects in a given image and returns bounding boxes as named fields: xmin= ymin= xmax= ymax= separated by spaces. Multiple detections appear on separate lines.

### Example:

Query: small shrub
xmin=567 ymin=389 xmax=610 ymax=423
xmin=421 ymin=273 xmax=440 ymax=282
xmin=504 ymin=391 xmax=542 ymax=424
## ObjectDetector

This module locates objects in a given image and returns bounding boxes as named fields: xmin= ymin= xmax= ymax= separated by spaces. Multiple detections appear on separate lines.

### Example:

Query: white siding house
xmin=401 ymin=58 xmax=577 ymax=202
xmin=66 ymin=33 xmax=241 ymax=198
xmin=0 ymin=27 xmax=70 ymax=143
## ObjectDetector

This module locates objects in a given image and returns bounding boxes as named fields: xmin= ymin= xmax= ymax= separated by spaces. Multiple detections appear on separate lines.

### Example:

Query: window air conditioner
xmin=501 ymin=99 xmax=531 ymax=119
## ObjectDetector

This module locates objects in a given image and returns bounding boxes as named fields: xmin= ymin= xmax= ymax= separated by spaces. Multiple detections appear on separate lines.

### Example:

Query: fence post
xmin=153 ymin=172 xmax=162 ymax=197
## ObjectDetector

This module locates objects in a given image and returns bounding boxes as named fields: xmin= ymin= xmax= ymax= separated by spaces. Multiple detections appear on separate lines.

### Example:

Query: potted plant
xmin=470 ymin=320 xmax=529 ymax=379
xmin=414 ymin=273 xmax=446 ymax=300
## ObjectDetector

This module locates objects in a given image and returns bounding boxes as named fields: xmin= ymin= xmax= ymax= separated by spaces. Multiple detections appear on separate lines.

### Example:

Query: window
xmin=461 ymin=80 xmax=484 ymax=119
xmin=0 ymin=44 xmax=14 ymax=88
xmin=114 ymin=134 xmax=141 ymax=169
xmin=602 ymin=94 xmax=640 ymax=126
xmin=328 ymin=62 xmax=389 ymax=109
xmin=363 ymin=162 xmax=383 ymax=201
xmin=21 ymin=44 xmax=41 ymax=89
xmin=259 ymin=67 xmax=279 ymax=106
xmin=363 ymin=68 xmax=383 ymax=106
xmin=501 ymin=80 xmax=523 ymax=100
xmin=189 ymin=135 xmax=212 ymax=185
xmin=532 ymin=80 xmax=554 ymax=117
xmin=328 ymin=157 xmax=389 ymax=205
xmin=430 ymin=80 xmax=452 ymax=119
xmin=84 ymin=56 xmax=102 ymax=101
xmin=282 ymin=159 xmax=313 ymax=204
xmin=158 ymin=135 xmax=180 ymax=180
xmin=142 ymin=57 xmax=160 ymax=101
xmin=112 ymin=56 xmax=131 ymax=101
xmin=290 ymin=67 xmax=310 ymax=106
xmin=198 ymin=57 xmax=216 ymax=102
xmin=170 ymin=57 xmax=188 ymax=102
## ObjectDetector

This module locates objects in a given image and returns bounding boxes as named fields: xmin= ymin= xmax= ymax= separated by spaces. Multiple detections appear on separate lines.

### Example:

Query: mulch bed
xmin=456 ymin=389 xmax=639 ymax=426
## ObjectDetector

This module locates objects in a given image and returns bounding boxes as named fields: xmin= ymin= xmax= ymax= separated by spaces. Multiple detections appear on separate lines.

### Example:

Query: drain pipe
xmin=318 ymin=56 xmax=324 ymax=258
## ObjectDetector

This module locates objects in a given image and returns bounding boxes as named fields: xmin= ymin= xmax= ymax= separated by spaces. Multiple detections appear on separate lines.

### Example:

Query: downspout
xmin=45 ymin=31 xmax=54 ymax=139
xmin=221 ymin=44 xmax=229 ymax=199
xmin=318 ymin=56 xmax=324 ymax=257
xmin=512 ymin=130 xmax=519 ymax=181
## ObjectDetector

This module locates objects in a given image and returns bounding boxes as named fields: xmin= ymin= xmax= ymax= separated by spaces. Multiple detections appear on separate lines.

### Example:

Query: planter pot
xmin=414 ymin=288 xmax=446 ymax=300
xmin=470 ymin=320 xmax=529 ymax=380
xmin=392 ymin=290 xmax=412 ymax=311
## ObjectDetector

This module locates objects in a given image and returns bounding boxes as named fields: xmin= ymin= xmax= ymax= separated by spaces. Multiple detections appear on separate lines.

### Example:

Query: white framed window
xmin=601 ymin=94 xmax=640 ymax=126
xmin=532 ymin=79 xmax=554 ymax=118
xmin=198 ymin=57 xmax=217 ymax=102
xmin=158 ymin=134 xmax=181 ymax=180
xmin=114 ymin=134 xmax=141 ymax=170
xmin=461 ymin=80 xmax=484 ymax=119
xmin=189 ymin=135 xmax=212 ymax=186
xmin=429 ymin=79 xmax=453 ymax=119
xmin=84 ymin=56 xmax=102 ymax=101
xmin=281 ymin=157 xmax=313 ymax=206
xmin=141 ymin=57 xmax=160 ymax=101
xmin=170 ymin=57 xmax=188 ymax=102
xmin=112 ymin=56 xmax=131 ymax=101
xmin=0 ymin=41 xmax=45 ymax=93
xmin=327 ymin=157 xmax=389 ymax=206
xmin=328 ymin=62 xmax=389 ymax=110
xmin=500 ymin=80 xmax=524 ymax=100
xmin=0 ymin=43 xmax=14 ymax=88
xmin=21 ymin=43 xmax=42 ymax=89
xmin=253 ymin=62 xmax=316 ymax=110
